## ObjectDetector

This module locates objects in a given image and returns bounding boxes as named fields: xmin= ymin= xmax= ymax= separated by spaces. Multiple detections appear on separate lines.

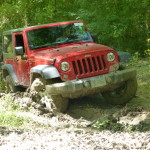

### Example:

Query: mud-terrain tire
xmin=102 ymin=78 xmax=137 ymax=105
xmin=5 ymin=75 xmax=20 ymax=92
xmin=33 ymin=77 xmax=69 ymax=113
xmin=50 ymin=95 xmax=69 ymax=113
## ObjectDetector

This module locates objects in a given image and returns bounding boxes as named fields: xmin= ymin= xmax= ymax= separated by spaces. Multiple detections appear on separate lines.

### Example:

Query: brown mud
xmin=0 ymin=61 xmax=150 ymax=149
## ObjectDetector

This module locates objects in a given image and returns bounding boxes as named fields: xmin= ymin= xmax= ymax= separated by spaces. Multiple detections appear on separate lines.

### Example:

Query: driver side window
xmin=15 ymin=34 xmax=25 ymax=53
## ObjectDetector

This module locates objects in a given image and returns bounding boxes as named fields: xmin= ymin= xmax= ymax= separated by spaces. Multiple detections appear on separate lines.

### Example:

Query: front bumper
xmin=46 ymin=69 xmax=136 ymax=99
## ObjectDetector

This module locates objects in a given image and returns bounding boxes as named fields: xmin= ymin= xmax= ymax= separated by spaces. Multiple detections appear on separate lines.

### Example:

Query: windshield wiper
xmin=56 ymin=38 xmax=83 ymax=45
xmin=30 ymin=43 xmax=58 ymax=50
xmin=72 ymin=39 xmax=83 ymax=44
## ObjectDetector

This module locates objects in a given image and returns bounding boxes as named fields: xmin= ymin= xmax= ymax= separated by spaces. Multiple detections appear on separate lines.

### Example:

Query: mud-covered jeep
xmin=0 ymin=21 xmax=137 ymax=112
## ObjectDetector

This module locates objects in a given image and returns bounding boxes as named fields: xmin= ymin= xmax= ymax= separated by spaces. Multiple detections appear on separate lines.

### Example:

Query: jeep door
xmin=13 ymin=32 xmax=30 ymax=87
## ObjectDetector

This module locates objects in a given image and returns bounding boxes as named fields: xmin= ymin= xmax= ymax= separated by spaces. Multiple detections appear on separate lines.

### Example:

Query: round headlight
xmin=60 ymin=61 xmax=70 ymax=71
xmin=107 ymin=52 xmax=115 ymax=62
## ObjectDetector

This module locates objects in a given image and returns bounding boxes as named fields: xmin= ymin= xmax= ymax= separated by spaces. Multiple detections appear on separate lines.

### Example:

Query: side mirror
xmin=91 ymin=34 xmax=98 ymax=43
xmin=15 ymin=46 xmax=24 ymax=55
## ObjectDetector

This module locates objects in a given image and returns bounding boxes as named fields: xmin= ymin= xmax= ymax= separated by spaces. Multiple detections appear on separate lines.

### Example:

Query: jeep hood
xmin=30 ymin=43 xmax=114 ymax=61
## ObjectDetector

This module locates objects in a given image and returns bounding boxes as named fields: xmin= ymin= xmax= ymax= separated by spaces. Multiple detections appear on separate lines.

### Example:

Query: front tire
xmin=32 ymin=77 xmax=69 ymax=113
xmin=102 ymin=78 xmax=137 ymax=105
xmin=50 ymin=95 xmax=69 ymax=113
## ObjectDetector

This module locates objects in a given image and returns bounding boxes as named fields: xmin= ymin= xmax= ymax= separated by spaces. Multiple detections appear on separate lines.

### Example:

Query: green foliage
xmin=144 ymin=38 xmax=150 ymax=57
xmin=0 ymin=112 xmax=29 ymax=127
xmin=144 ymin=49 xmax=150 ymax=57
xmin=92 ymin=120 xmax=124 ymax=132
xmin=132 ymin=52 xmax=141 ymax=62
xmin=0 ymin=95 xmax=20 ymax=111
xmin=0 ymin=72 xmax=5 ymax=91
xmin=0 ymin=0 xmax=149 ymax=55
xmin=92 ymin=119 xmax=150 ymax=132
xmin=0 ymin=95 xmax=29 ymax=128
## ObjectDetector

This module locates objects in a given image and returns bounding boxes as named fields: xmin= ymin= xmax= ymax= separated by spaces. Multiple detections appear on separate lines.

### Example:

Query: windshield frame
xmin=25 ymin=21 xmax=93 ymax=51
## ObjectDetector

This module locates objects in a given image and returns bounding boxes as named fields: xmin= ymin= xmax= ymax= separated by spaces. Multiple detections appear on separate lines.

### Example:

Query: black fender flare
xmin=117 ymin=51 xmax=131 ymax=63
xmin=2 ymin=64 xmax=19 ymax=86
xmin=30 ymin=65 xmax=60 ymax=81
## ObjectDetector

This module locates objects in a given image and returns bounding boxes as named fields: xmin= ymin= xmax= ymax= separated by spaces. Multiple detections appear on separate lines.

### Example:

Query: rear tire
xmin=5 ymin=75 xmax=21 ymax=92
xmin=102 ymin=78 xmax=137 ymax=105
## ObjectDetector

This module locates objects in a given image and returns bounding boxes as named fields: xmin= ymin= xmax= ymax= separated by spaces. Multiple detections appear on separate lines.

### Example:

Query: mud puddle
xmin=67 ymin=93 xmax=150 ymax=131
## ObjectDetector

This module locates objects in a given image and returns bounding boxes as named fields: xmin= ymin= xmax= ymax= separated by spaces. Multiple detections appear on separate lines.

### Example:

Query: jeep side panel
xmin=2 ymin=32 xmax=30 ymax=87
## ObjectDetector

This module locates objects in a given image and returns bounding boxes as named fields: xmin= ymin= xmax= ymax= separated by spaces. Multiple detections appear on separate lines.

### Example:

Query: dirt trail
xmin=0 ymin=61 xmax=150 ymax=149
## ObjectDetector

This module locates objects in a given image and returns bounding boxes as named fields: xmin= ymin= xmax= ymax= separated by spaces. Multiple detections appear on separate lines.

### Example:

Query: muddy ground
xmin=0 ymin=61 xmax=150 ymax=149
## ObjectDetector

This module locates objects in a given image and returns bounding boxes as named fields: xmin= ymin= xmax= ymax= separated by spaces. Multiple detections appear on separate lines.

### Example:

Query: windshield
xmin=26 ymin=22 xmax=93 ymax=50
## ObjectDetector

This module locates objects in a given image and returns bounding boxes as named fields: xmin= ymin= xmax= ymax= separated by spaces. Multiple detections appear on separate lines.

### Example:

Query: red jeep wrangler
xmin=1 ymin=21 xmax=137 ymax=112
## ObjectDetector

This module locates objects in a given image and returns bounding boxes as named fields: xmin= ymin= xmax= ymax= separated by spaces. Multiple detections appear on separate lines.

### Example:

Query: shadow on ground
xmin=67 ymin=94 xmax=123 ymax=121
xmin=67 ymin=93 xmax=150 ymax=132
xmin=0 ymin=126 xmax=24 ymax=135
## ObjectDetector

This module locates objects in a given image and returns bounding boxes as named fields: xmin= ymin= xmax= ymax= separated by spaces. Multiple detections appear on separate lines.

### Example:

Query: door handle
xmin=21 ymin=56 xmax=27 ymax=60
xmin=14 ymin=58 xmax=19 ymax=61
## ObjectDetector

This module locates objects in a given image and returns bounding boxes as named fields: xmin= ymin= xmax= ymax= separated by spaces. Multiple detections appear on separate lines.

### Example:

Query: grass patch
xmin=0 ymin=71 xmax=5 ymax=92
xmin=0 ymin=112 xmax=29 ymax=127
xmin=0 ymin=95 xmax=50 ymax=130
xmin=92 ymin=120 xmax=124 ymax=132
xmin=92 ymin=119 xmax=150 ymax=132
xmin=137 ymin=63 xmax=150 ymax=93
xmin=123 ymin=59 xmax=150 ymax=110
xmin=0 ymin=95 xmax=30 ymax=128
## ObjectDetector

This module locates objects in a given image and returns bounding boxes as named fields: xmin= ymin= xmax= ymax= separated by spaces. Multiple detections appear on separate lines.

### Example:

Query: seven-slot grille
xmin=72 ymin=55 xmax=107 ymax=75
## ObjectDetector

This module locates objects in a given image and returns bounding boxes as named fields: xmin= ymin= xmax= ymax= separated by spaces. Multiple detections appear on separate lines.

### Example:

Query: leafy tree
xmin=0 ymin=0 xmax=149 ymax=55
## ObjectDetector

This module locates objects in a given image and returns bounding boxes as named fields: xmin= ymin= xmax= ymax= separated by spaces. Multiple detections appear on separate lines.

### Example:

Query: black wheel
xmin=32 ymin=77 xmax=69 ymax=113
xmin=102 ymin=78 xmax=137 ymax=105
xmin=5 ymin=75 xmax=20 ymax=92
xmin=51 ymin=95 xmax=69 ymax=113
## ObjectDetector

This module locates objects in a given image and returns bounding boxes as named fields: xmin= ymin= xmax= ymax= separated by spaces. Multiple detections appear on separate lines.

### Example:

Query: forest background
xmin=0 ymin=0 xmax=150 ymax=56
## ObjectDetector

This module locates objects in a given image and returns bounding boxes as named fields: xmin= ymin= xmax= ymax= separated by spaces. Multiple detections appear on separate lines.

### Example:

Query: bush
xmin=144 ymin=49 xmax=150 ymax=57
xmin=0 ymin=71 xmax=5 ymax=92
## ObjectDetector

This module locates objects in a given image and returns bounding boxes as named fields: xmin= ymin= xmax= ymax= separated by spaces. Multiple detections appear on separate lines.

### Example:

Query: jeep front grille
xmin=72 ymin=55 xmax=107 ymax=76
